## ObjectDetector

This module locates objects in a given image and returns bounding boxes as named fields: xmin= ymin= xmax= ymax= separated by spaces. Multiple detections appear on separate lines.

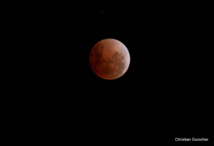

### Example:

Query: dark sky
xmin=9 ymin=1 xmax=213 ymax=144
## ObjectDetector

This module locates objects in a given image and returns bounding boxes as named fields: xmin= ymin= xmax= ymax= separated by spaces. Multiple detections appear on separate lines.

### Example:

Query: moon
xmin=89 ymin=38 xmax=130 ymax=80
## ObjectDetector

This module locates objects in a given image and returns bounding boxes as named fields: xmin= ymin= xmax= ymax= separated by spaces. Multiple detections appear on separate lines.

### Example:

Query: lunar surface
xmin=89 ymin=38 xmax=130 ymax=80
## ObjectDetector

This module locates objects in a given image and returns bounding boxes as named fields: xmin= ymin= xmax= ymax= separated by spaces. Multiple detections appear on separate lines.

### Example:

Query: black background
xmin=5 ymin=1 xmax=213 ymax=144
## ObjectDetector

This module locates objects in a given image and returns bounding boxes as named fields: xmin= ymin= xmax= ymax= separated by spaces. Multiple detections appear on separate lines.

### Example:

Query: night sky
xmin=8 ymin=1 xmax=213 ymax=144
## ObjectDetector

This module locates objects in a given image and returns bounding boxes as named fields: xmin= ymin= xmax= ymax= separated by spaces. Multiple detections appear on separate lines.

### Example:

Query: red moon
xmin=89 ymin=38 xmax=130 ymax=80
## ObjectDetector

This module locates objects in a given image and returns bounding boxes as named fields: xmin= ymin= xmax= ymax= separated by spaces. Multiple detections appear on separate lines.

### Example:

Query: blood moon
xmin=89 ymin=38 xmax=130 ymax=80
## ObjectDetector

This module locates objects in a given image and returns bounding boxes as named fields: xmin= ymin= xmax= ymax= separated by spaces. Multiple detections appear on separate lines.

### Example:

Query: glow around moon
xmin=89 ymin=38 xmax=130 ymax=80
